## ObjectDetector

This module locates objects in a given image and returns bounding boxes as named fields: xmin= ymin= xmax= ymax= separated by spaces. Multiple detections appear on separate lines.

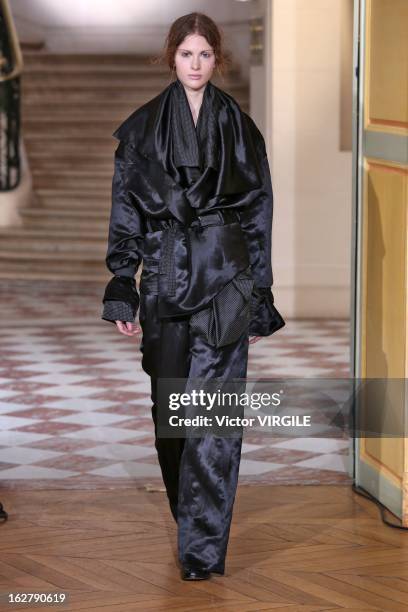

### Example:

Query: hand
xmin=115 ymin=321 xmax=142 ymax=337
xmin=249 ymin=335 xmax=262 ymax=344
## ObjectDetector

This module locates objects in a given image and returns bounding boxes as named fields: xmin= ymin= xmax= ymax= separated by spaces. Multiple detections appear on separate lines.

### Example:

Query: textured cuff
xmin=102 ymin=276 xmax=139 ymax=323
xmin=249 ymin=286 xmax=285 ymax=336
xmin=102 ymin=300 xmax=135 ymax=323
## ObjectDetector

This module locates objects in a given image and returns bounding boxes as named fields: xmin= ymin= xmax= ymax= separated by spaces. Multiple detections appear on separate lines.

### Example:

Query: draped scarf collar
xmin=112 ymin=77 xmax=264 ymax=225
xmin=170 ymin=77 xmax=219 ymax=172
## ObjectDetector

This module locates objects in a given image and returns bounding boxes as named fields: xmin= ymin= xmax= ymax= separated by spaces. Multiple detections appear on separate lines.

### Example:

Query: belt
xmin=141 ymin=207 xmax=250 ymax=319
xmin=191 ymin=208 xmax=240 ymax=228
xmin=156 ymin=209 xmax=241 ymax=298
xmin=146 ymin=208 xmax=240 ymax=234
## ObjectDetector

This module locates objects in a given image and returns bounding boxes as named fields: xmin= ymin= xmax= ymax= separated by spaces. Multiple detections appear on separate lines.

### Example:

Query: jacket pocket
xmin=189 ymin=265 xmax=254 ymax=348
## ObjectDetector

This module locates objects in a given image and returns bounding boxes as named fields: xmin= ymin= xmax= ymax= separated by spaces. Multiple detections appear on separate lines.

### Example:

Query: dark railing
xmin=0 ymin=0 xmax=23 ymax=191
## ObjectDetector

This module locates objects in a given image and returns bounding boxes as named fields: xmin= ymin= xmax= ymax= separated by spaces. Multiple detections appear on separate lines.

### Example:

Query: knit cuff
xmin=101 ymin=300 xmax=135 ymax=323
xmin=101 ymin=276 xmax=139 ymax=324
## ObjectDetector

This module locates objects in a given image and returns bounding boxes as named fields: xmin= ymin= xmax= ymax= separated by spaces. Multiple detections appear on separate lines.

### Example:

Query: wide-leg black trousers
xmin=138 ymin=292 xmax=249 ymax=574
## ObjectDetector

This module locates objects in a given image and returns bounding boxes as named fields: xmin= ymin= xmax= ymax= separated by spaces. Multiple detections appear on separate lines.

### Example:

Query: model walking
xmin=101 ymin=12 xmax=285 ymax=580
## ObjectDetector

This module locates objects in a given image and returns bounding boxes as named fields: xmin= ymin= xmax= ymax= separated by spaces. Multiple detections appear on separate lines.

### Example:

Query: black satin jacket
xmin=101 ymin=78 xmax=285 ymax=337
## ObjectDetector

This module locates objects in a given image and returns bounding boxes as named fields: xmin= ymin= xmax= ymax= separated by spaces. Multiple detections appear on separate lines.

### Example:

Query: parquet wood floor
xmin=0 ymin=485 xmax=407 ymax=611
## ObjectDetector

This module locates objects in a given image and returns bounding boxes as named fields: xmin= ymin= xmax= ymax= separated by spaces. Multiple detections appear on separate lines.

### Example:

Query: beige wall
xmin=266 ymin=0 xmax=352 ymax=318
xmin=249 ymin=0 xmax=268 ymax=135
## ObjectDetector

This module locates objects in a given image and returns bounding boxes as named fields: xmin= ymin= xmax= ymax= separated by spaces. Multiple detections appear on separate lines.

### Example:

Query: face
xmin=174 ymin=33 xmax=216 ymax=91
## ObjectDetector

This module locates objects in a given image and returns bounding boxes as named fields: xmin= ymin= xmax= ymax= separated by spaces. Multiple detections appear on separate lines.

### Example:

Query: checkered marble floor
xmin=0 ymin=280 xmax=352 ymax=490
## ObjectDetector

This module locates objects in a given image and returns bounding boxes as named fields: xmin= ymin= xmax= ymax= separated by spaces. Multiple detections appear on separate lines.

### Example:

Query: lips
xmin=189 ymin=75 xmax=202 ymax=78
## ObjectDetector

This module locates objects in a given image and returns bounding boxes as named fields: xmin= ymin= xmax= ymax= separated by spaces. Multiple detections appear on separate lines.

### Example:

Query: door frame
xmin=350 ymin=0 xmax=405 ymax=519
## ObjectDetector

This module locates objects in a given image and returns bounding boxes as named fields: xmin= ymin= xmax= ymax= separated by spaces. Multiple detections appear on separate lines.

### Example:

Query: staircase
xmin=0 ymin=52 xmax=249 ymax=281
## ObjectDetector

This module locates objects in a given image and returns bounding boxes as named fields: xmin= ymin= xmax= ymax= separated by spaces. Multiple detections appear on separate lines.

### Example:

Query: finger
xmin=125 ymin=321 xmax=142 ymax=335
xmin=249 ymin=336 xmax=261 ymax=344
xmin=127 ymin=321 xmax=142 ymax=334
xmin=116 ymin=321 xmax=134 ymax=336
xmin=122 ymin=322 xmax=141 ymax=336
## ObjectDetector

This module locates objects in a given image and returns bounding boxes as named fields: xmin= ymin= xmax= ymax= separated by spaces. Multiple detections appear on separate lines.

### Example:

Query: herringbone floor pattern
xmin=0 ymin=485 xmax=407 ymax=611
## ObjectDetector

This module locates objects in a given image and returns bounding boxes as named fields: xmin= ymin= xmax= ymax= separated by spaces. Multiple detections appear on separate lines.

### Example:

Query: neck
xmin=184 ymin=82 xmax=206 ymax=96
xmin=177 ymin=78 xmax=209 ymax=126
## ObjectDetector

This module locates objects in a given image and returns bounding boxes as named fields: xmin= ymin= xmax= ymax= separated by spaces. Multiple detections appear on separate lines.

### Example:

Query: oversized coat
xmin=100 ymin=78 xmax=285 ymax=574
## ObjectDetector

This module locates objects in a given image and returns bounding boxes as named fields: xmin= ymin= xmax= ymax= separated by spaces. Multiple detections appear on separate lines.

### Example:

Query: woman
xmin=101 ymin=12 xmax=285 ymax=581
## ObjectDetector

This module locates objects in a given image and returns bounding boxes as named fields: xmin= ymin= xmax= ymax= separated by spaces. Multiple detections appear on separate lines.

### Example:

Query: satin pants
xmin=138 ymin=291 xmax=250 ymax=574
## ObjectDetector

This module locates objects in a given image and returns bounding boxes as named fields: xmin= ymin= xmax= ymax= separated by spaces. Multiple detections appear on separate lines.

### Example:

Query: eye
xmin=181 ymin=51 xmax=190 ymax=57
xmin=202 ymin=52 xmax=211 ymax=58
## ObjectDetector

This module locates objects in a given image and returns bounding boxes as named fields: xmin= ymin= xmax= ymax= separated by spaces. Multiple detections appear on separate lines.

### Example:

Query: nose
xmin=191 ymin=55 xmax=200 ymax=70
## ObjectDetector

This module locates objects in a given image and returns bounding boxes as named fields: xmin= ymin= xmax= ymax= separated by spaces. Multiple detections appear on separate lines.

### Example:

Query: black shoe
xmin=180 ymin=565 xmax=210 ymax=581
xmin=0 ymin=503 xmax=8 ymax=522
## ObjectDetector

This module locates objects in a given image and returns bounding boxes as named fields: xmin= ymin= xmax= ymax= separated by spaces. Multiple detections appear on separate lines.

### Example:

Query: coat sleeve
xmin=239 ymin=117 xmax=285 ymax=337
xmin=101 ymin=140 xmax=146 ymax=324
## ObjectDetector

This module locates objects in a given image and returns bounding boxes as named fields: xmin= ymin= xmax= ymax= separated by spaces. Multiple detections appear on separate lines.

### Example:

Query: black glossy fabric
xmin=249 ymin=286 xmax=286 ymax=336
xmin=101 ymin=77 xmax=285 ymax=574
xmin=102 ymin=77 xmax=280 ymax=317
xmin=109 ymin=77 xmax=265 ymax=225
xmin=139 ymin=290 xmax=248 ymax=574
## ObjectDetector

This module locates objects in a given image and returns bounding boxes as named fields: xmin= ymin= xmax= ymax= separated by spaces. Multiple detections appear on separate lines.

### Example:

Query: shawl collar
xmin=112 ymin=78 xmax=264 ymax=225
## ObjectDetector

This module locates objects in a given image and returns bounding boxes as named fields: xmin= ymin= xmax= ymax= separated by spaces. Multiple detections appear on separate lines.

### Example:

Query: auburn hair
xmin=151 ymin=12 xmax=232 ymax=78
